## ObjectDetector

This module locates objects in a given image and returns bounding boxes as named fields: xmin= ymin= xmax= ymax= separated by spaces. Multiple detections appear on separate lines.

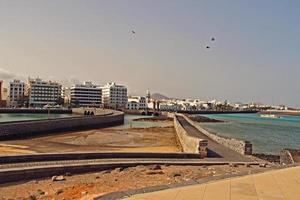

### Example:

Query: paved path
xmin=177 ymin=116 xmax=250 ymax=162
xmin=124 ymin=166 xmax=300 ymax=200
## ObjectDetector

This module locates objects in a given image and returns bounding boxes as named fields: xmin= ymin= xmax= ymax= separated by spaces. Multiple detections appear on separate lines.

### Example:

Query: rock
xmin=81 ymin=191 xmax=88 ymax=196
xmin=245 ymin=163 xmax=251 ymax=168
xmin=65 ymin=172 xmax=72 ymax=176
xmin=148 ymin=164 xmax=162 ymax=170
xmin=37 ymin=189 xmax=45 ymax=195
xmin=28 ymin=195 xmax=36 ymax=200
xmin=172 ymin=173 xmax=182 ymax=177
xmin=146 ymin=171 xmax=164 ymax=175
xmin=52 ymin=175 xmax=65 ymax=181
xmin=55 ymin=189 xmax=64 ymax=195
xmin=259 ymin=163 xmax=267 ymax=168
xmin=229 ymin=163 xmax=238 ymax=167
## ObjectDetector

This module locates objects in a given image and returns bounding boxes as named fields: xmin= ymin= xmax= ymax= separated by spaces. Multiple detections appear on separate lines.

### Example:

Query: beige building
xmin=25 ymin=78 xmax=62 ymax=107
xmin=101 ymin=82 xmax=127 ymax=109
xmin=8 ymin=79 xmax=25 ymax=107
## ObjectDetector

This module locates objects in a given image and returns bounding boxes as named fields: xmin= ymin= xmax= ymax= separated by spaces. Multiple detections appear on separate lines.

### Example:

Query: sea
xmin=199 ymin=113 xmax=300 ymax=154
xmin=0 ymin=113 xmax=74 ymax=123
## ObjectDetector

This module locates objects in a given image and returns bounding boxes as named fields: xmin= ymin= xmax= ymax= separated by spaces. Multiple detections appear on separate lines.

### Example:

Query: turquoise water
xmin=199 ymin=114 xmax=300 ymax=154
xmin=0 ymin=113 xmax=75 ymax=123
xmin=113 ymin=115 xmax=172 ymax=129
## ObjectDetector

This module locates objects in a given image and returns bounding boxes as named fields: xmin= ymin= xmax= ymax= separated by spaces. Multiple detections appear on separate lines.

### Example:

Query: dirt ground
xmin=0 ymin=164 xmax=268 ymax=200
xmin=0 ymin=119 xmax=180 ymax=155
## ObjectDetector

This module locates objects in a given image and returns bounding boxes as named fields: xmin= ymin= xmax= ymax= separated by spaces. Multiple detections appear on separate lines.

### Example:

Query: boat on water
xmin=260 ymin=114 xmax=281 ymax=119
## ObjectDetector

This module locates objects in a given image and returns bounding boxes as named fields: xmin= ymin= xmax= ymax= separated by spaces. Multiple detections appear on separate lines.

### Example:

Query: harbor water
xmin=199 ymin=113 xmax=300 ymax=154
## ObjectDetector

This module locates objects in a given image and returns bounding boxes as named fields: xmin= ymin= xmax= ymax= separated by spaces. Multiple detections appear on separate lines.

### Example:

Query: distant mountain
xmin=151 ymin=93 xmax=170 ymax=100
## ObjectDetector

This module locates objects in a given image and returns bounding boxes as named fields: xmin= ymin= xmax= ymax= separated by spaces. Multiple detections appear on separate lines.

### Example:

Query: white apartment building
xmin=70 ymin=82 xmax=102 ymax=107
xmin=126 ymin=96 xmax=147 ymax=110
xmin=101 ymin=82 xmax=127 ymax=109
xmin=8 ymin=79 xmax=25 ymax=107
xmin=26 ymin=78 xmax=62 ymax=107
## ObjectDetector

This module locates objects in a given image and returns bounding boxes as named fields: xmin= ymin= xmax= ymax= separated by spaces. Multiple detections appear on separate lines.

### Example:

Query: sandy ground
xmin=0 ymin=126 xmax=180 ymax=155
xmin=0 ymin=121 xmax=180 ymax=155
xmin=0 ymin=164 xmax=269 ymax=200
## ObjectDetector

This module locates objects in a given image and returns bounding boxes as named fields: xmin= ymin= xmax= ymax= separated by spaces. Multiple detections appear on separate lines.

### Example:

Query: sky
xmin=0 ymin=0 xmax=299 ymax=107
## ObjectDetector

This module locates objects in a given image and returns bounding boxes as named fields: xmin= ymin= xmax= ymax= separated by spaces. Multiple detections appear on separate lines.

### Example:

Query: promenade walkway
xmin=124 ymin=166 xmax=300 ymax=200
xmin=177 ymin=116 xmax=250 ymax=162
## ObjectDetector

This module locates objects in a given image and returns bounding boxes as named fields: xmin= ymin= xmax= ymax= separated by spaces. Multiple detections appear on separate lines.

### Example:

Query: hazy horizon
xmin=0 ymin=0 xmax=299 ymax=107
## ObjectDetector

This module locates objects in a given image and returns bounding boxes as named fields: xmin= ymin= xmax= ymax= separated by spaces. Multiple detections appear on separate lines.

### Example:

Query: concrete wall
xmin=0 ymin=111 xmax=124 ymax=140
xmin=0 ymin=152 xmax=200 ymax=164
xmin=0 ymin=108 xmax=72 ymax=114
xmin=182 ymin=114 xmax=252 ymax=155
xmin=173 ymin=115 xmax=207 ymax=158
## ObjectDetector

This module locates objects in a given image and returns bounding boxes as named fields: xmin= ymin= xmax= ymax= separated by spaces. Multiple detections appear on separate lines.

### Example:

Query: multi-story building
xmin=8 ymin=80 xmax=25 ymax=107
xmin=101 ymin=82 xmax=127 ymax=109
xmin=126 ymin=96 xmax=147 ymax=110
xmin=0 ymin=80 xmax=7 ymax=107
xmin=25 ymin=78 xmax=62 ymax=107
xmin=70 ymin=82 xmax=102 ymax=107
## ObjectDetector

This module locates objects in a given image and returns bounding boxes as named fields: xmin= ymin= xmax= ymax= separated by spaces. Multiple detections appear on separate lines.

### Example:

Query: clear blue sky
xmin=0 ymin=0 xmax=299 ymax=107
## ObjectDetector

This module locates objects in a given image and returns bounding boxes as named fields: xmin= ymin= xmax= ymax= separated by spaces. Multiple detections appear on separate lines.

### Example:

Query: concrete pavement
xmin=124 ymin=166 xmax=300 ymax=200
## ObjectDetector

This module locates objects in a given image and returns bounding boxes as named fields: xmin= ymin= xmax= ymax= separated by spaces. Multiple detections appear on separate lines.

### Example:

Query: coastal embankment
xmin=172 ymin=113 xmax=208 ymax=158
xmin=0 ymin=110 xmax=124 ymax=140
xmin=0 ymin=108 xmax=72 ymax=114
xmin=183 ymin=114 xmax=252 ymax=155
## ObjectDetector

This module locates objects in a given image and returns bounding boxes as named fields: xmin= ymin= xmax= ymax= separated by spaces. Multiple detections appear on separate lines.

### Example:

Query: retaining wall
xmin=182 ymin=114 xmax=252 ymax=155
xmin=0 ymin=111 xmax=124 ymax=140
xmin=0 ymin=152 xmax=200 ymax=164
xmin=173 ymin=115 xmax=207 ymax=158
xmin=0 ymin=108 xmax=72 ymax=114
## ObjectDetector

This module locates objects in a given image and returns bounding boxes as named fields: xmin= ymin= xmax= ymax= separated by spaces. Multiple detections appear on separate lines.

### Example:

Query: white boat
xmin=260 ymin=114 xmax=281 ymax=119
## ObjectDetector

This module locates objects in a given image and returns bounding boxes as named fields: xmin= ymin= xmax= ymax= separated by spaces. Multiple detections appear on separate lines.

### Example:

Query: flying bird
xmin=211 ymin=37 xmax=215 ymax=41
xmin=131 ymin=30 xmax=136 ymax=34
xmin=206 ymin=46 xmax=210 ymax=49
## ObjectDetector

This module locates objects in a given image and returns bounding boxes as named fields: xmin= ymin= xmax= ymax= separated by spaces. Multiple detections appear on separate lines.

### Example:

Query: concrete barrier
xmin=0 ymin=152 xmax=201 ymax=164
xmin=173 ymin=115 xmax=207 ymax=158
xmin=182 ymin=115 xmax=252 ymax=155
xmin=0 ymin=111 xmax=124 ymax=140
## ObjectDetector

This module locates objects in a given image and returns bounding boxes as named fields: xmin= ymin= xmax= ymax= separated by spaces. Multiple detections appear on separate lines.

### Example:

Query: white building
xmin=8 ymin=79 xmax=25 ymax=107
xmin=70 ymin=82 xmax=102 ymax=107
xmin=101 ymin=82 xmax=127 ymax=109
xmin=126 ymin=96 xmax=147 ymax=110
xmin=25 ymin=78 xmax=62 ymax=107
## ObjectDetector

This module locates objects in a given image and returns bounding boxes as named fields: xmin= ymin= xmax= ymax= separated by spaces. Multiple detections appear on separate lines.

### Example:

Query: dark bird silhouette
xmin=211 ymin=37 xmax=215 ymax=41
xmin=206 ymin=46 xmax=210 ymax=49
xmin=131 ymin=30 xmax=136 ymax=34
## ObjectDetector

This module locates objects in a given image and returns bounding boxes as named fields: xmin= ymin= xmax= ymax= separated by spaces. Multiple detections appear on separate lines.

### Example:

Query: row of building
xmin=1 ymin=78 xmax=287 ymax=111
xmin=2 ymin=78 xmax=128 ymax=108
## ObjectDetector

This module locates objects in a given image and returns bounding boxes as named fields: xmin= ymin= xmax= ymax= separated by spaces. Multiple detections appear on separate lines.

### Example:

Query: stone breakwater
xmin=183 ymin=115 xmax=252 ymax=155
xmin=173 ymin=115 xmax=208 ymax=158
xmin=0 ymin=111 xmax=124 ymax=140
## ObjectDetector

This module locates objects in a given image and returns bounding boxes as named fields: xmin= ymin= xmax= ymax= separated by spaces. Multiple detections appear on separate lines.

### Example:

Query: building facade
xmin=8 ymin=80 xmax=25 ymax=107
xmin=70 ymin=82 xmax=102 ymax=107
xmin=101 ymin=82 xmax=127 ymax=109
xmin=126 ymin=96 xmax=147 ymax=110
xmin=25 ymin=78 xmax=62 ymax=107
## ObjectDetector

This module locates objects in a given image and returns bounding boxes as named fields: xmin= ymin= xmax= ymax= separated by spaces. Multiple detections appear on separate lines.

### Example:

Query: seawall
xmin=183 ymin=115 xmax=252 ymax=155
xmin=173 ymin=115 xmax=207 ymax=158
xmin=0 ymin=111 xmax=124 ymax=140
xmin=0 ymin=108 xmax=72 ymax=114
